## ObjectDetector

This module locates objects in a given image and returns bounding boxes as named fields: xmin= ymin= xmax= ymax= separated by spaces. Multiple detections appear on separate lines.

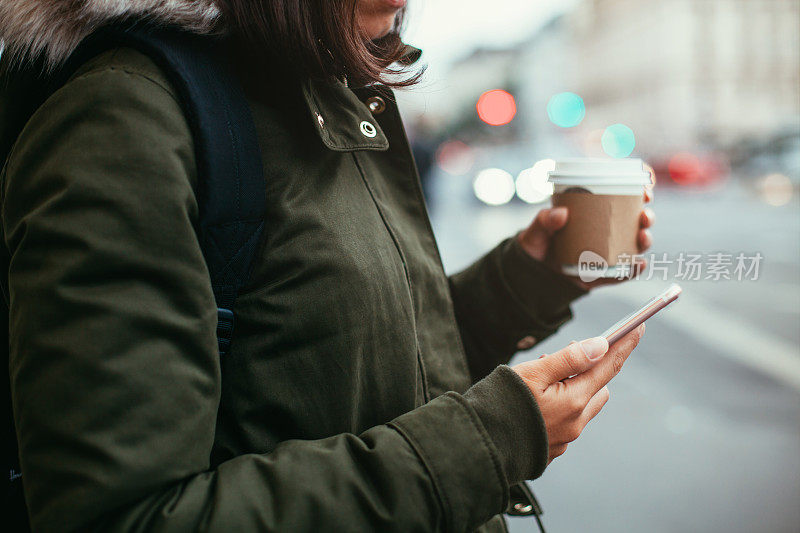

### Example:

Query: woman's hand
xmin=512 ymin=325 xmax=644 ymax=463
xmin=516 ymin=188 xmax=655 ymax=290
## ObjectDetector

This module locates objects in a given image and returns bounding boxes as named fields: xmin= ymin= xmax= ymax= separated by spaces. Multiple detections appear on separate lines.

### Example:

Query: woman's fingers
xmin=632 ymin=256 xmax=648 ymax=275
xmin=549 ymin=386 xmax=610 ymax=449
xmin=640 ymin=207 xmax=655 ymax=228
xmin=580 ymin=386 xmax=611 ymax=425
xmin=528 ymin=336 xmax=609 ymax=386
xmin=517 ymin=207 xmax=569 ymax=261
xmin=638 ymin=229 xmax=652 ymax=251
xmin=537 ymin=206 xmax=568 ymax=233
xmin=564 ymin=324 xmax=644 ymax=400
xmin=639 ymin=208 xmax=654 ymax=251
xmin=515 ymin=326 xmax=640 ymax=465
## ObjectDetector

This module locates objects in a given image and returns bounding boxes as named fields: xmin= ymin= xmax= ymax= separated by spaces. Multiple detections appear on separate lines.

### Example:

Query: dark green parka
xmin=0 ymin=3 xmax=585 ymax=532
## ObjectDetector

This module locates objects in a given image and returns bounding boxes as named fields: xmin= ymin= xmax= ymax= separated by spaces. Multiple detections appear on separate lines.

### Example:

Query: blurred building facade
xmin=437 ymin=0 xmax=800 ymax=163
xmin=563 ymin=0 xmax=798 ymax=155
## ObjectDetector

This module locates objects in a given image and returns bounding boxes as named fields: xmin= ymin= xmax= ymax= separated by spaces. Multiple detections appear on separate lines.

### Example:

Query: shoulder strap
xmin=66 ymin=26 xmax=266 ymax=355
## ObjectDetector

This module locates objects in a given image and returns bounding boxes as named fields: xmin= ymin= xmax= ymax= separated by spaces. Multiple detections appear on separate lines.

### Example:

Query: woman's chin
xmin=363 ymin=18 xmax=397 ymax=40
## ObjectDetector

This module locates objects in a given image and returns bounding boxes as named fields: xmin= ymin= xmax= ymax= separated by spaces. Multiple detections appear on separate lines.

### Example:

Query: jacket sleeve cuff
xmin=390 ymin=393 xmax=507 ymax=531
xmin=449 ymin=236 xmax=588 ymax=380
xmin=389 ymin=366 xmax=549 ymax=531
xmin=463 ymin=365 xmax=549 ymax=484
xmin=502 ymin=234 xmax=588 ymax=327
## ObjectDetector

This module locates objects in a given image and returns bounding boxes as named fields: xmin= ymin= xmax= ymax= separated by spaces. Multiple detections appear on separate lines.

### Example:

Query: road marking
xmin=614 ymin=282 xmax=800 ymax=392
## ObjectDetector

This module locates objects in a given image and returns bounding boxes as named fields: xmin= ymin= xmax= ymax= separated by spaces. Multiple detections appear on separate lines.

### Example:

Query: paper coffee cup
xmin=547 ymin=158 xmax=651 ymax=279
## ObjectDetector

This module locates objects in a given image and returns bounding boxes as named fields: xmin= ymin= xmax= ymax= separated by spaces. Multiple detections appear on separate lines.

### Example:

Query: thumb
xmin=537 ymin=337 xmax=609 ymax=384
xmin=531 ymin=206 xmax=568 ymax=234
xmin=519 ymin=207 xmax=569 ymax=261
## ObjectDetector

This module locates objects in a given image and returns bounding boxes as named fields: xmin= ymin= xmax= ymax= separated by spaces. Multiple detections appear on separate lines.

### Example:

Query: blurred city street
xmin=402 ymin=1 xmax=800 ymax=528
xmin=427 ymin=174 xmax=800 ymax=533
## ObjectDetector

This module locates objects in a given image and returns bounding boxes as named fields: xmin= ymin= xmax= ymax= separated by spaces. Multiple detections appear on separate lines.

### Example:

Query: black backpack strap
xmin=3 ymin=26 xmax=266 ymax=531
xmin=66 ymin=26 xmax=266 ymax=355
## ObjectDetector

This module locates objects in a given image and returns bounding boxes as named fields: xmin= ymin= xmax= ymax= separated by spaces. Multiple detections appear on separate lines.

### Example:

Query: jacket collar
xmin=301 ymin=77 xmax=390 ymax=152
xmin=299 ymin=44 xmax=422 ymax=152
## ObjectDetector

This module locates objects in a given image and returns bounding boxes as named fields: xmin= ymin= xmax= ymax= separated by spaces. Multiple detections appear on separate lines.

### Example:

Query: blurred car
xmin=649 ymin=151 xmax=729 ymax=188
xmin=729 ymin=129 xmax=800 ymax=184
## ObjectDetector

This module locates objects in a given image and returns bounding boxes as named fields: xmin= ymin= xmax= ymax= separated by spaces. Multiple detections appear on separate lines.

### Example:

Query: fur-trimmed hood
xmin=0 ymin=0 xmax=221 ymax=68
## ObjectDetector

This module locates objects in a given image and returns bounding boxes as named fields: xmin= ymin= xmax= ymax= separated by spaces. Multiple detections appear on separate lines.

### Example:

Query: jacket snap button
xmin=316 ymin=112 xmax=325 ymax=128
xmin=360 ymin=121 xmax=377 ymax=138
xmin=366 ymin=96 xmax=386 ymax=115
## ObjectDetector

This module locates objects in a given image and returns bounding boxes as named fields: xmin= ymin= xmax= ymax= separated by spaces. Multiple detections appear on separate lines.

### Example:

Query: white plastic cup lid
xmin=548 ymin=158 xmax=650 ymax=184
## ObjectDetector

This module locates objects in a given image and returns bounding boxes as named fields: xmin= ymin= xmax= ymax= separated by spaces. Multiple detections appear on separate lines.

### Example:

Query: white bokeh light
xmin=758 ymin=173 xmax=793 ymax=207
xmin=473 ymin=168 xmax=516 ymax=206
xmin=515 ymin=159 xmax=556 ymax=204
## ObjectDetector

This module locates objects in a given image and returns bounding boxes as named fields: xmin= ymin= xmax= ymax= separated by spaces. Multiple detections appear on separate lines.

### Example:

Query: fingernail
xmin=580 ymin=337 xmax=609 ymax=361
xmin=549 ymin=207 xmax=567 ymax=222
xmin=638 ymin=323 xmax=646 ymax=335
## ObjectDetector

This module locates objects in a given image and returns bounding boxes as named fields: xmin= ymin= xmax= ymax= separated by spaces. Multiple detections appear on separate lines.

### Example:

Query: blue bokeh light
xmin=601 ymin=124 xmax=636 ymax=158
xmin=547 ymin=92 xmax=585 ymax=128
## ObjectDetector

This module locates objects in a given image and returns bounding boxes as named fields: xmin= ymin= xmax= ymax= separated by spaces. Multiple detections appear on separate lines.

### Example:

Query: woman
xmin=0 ymin=0 xmax=654 ymax=531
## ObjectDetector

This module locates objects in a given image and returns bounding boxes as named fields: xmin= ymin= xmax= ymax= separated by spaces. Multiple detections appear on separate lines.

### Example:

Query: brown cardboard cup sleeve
xmin=550 ymin=190 xmax=643 ymax=266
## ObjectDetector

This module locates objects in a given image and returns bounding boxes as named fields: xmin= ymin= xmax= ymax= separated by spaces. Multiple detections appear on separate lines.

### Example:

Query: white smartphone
xmin=600 ymin=284 xmax=682 ymax=344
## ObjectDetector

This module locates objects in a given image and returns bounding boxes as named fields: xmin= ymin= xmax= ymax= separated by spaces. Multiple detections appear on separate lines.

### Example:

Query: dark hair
xmin=219 ymin=0 xmax=423 ymax=87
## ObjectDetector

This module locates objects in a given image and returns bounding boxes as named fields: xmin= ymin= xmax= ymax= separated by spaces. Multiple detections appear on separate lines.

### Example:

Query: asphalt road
xmin=426 ymin=175 xmax=800 ymax=533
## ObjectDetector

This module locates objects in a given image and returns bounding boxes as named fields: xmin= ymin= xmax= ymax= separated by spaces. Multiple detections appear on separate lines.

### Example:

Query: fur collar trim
xmin=0 ymin=0 xmax=220 ymax=68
